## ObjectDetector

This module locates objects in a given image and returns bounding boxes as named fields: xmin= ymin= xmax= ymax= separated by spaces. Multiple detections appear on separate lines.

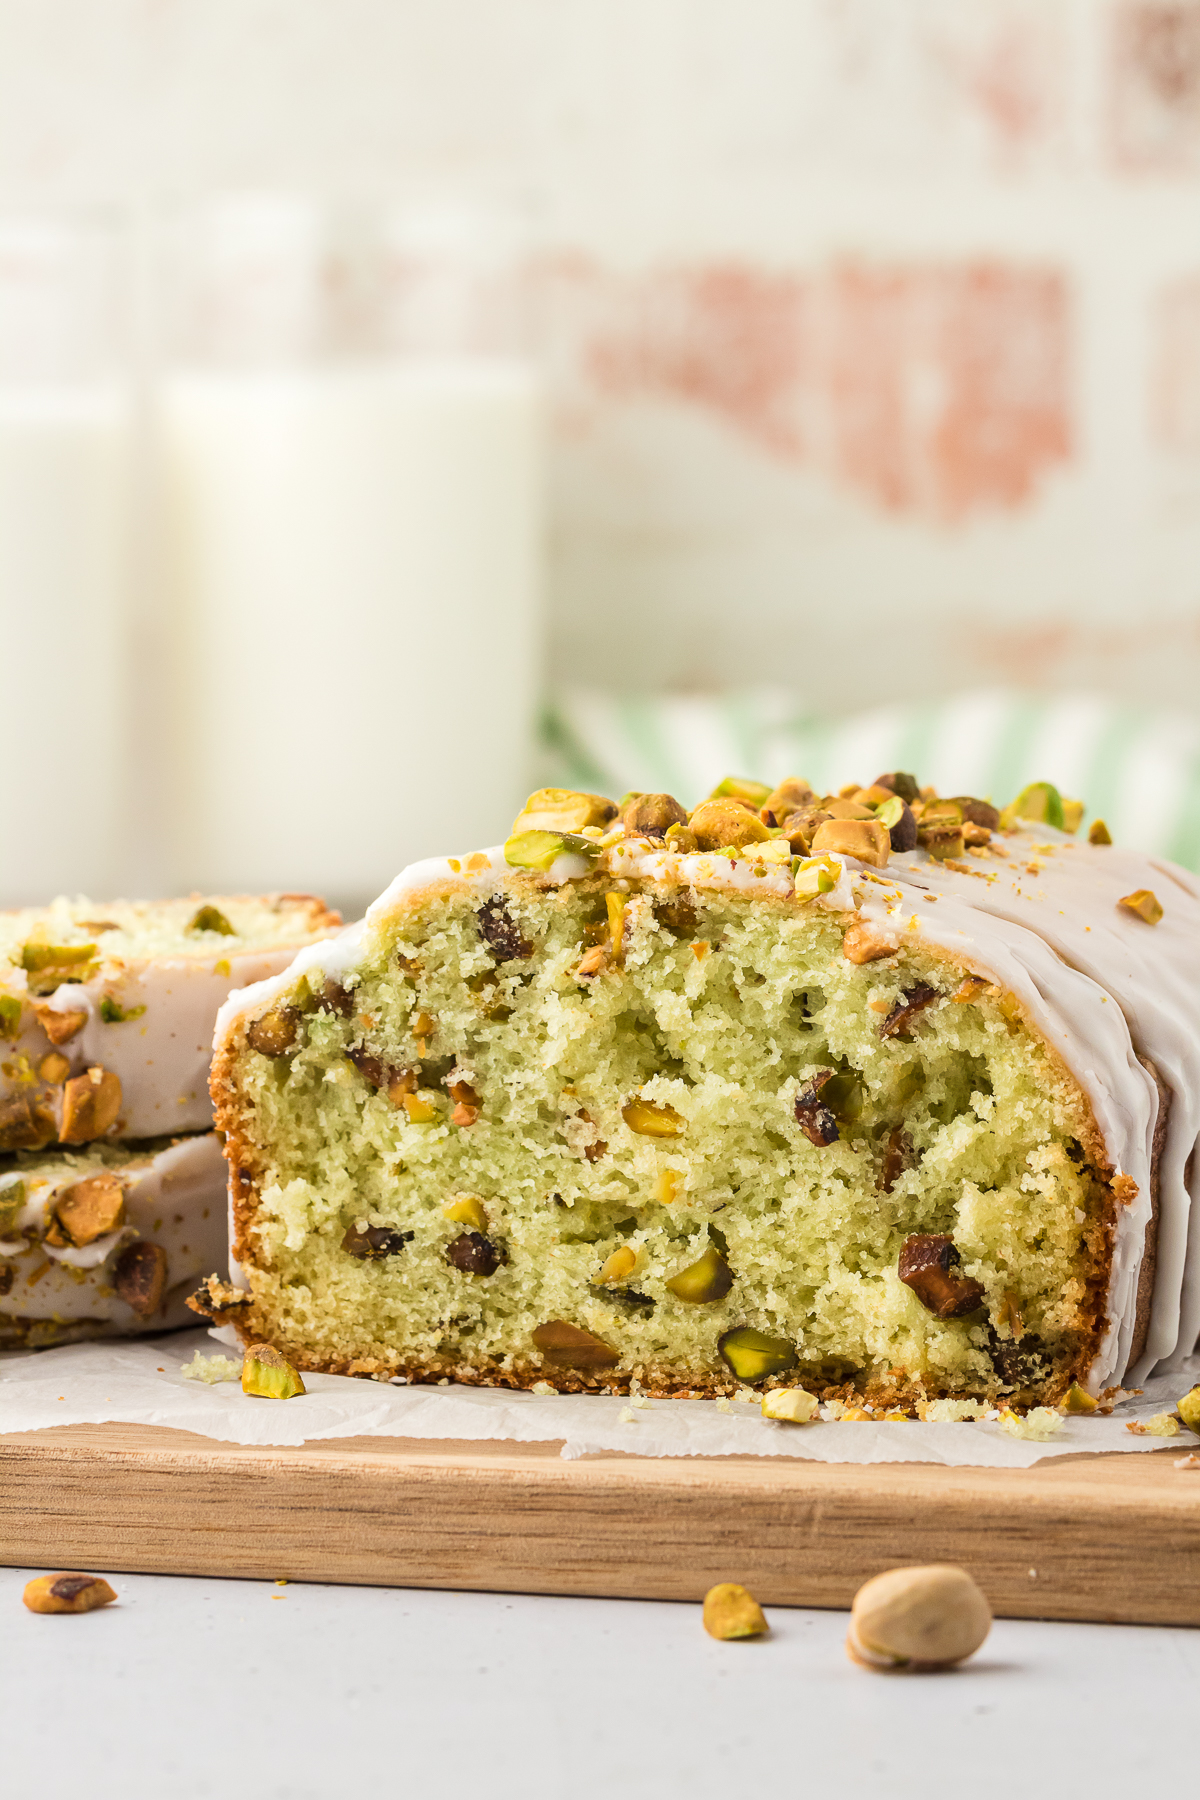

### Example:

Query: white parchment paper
xmin=2 ymin=1329 xmax=1199 ymax=1467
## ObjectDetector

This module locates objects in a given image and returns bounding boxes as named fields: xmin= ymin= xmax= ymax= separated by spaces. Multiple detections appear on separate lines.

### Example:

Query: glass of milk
xmin=0 ymin=212 xmax=132 ymax=906
xmin=159 ymin=195 xmax=544 ymax=910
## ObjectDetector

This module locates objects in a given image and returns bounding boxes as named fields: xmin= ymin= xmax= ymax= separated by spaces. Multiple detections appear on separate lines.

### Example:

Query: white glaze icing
xmin=0 ymin=1133 xmax=227 ymax=1341
xmin=2 ymin=945 xmax=334 ymax=1140
xmin=214 ymin=825 xmax=1200 ymax=1389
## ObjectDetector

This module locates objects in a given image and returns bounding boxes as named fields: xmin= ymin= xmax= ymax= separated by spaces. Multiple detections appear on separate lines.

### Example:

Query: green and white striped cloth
xmin=541 ymin=688 xmax=1200 ymax=870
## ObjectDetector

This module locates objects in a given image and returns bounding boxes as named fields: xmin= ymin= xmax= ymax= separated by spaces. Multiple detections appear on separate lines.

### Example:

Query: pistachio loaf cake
xmin=0 ymin=894 xmax=339 ymax=1152
xmin=205 ymin=778 xmax=1200 ymax=1406
xmin=0 ymin=1133 xmax=227 ymax=1347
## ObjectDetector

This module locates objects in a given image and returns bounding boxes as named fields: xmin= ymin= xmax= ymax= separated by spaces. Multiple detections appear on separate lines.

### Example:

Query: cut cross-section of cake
xmin=0 ymin=894 xmax=340 ymax=1149
xmin=205 ymin=779 xmax=1200 ymax=1406
xmin=0 ymin=1133 xmax=227 ymax=1347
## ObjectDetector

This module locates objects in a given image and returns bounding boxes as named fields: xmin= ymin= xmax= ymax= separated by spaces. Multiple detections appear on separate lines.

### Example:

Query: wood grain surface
xmin=1 ymin=1424 xmax=1196 ymax=1624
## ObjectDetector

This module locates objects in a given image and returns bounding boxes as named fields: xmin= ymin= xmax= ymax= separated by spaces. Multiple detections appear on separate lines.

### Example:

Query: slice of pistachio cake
xmin=202 ymin=777 xmax=1199 ymax=1406
xmin=0 ymin=893 xmax=340 ymax=1151
xmin=0 ymin=1133 xmax=226 ymax=1347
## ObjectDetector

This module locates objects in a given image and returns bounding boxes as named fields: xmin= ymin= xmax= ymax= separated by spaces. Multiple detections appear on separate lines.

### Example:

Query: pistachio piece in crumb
xmin=898 ymin=1234 xmax=985 ymax=1319
xmin=242 ymin=1343 xmax=306 ymax=1399
xmin=847 ymin=1566 xmax=990 ymax=1672
xmin=443 ymin=1193 xmax=488 ymax=1233
xmin=532 ymin=1320 xmax=619 ymax=1369
xmin=1177 ymin=1386 xmax=1200 ymax=1434
xmin=622 ymin=1098 xmax=685 ymax=1137
xmin=59 ymin=1067 xmax=122 ymax=1143
xmin=718 ymin=1327 xmax=798 ymax=1383
xmin=23 ymin=1573 xmax=117 ymax=1615
xmin=666 ymin=1243 xmax=734 ymax=1303
xmin=1118 ymin=889 xmax=1163 ymax=925
xmin=761 ymin=1387 xmax=818 ymax=1424
xmin=597 ymin=1244 xmax=638 ymax=1285
xmin=703 ymin=1582 xmax=768 ymax=1641
xmin=1088 ymin=819 xmax=1112 ymax=846
xmin=247 ymin=1003 xmax=303 ymax=1057
xmin=187 ymin=904 xmax=236 ymax=936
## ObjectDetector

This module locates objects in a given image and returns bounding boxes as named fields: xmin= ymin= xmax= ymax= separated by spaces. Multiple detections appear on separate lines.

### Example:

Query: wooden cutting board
xmin=0 ymin=1423 xmax=1196 ymax=1626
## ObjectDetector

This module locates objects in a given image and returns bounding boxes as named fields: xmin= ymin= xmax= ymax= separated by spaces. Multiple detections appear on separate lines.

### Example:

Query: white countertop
xmin=3 ymin=1566 xmax=1194 ymax=1798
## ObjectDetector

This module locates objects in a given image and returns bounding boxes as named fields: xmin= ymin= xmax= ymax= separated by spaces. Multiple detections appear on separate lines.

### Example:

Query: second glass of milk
xmin=160 ymin=195 xmax=543 ymax=908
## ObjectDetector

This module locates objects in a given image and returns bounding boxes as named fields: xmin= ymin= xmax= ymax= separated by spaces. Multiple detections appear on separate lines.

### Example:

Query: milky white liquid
xmin=161 ymin=361 xmax=543 ymax=902
xmin=0 ymin=387 xmax=130 ymax=905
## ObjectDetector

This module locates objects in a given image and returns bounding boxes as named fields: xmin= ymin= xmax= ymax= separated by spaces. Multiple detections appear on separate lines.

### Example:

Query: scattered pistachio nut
xmin=0 ymin=993 xmax=20 ymax=1039
xmin=23 ymin=1573 xmax=117 ymax=1616
xmin=688 ymin=799 xmax=772 ymax=852
xmin=1177 ymin=1386 xmax=1200 ymax=1434
xmin=810 ymin=818 xmax=890 ymax=868
xmin=622 ymin=1098 xmax=685 ymax=1137
xmin=718 ymin=1327 xmax=798 ymax=1384
xmin=1088 ymin=819 xmax=1112 ymax=846
xmin=532 ymin=1320 xmax=619 ymax=1369
xmin=761 ymin=1387 xmax=818 ymax=1424
xmin=847 ymin=1565 xmax=991 ymax=1672
xmin=702 ymin=1582 xmax=768 ymax=1641
xmin=666 ymin=1243 xmax=734 ymax=1304
xmin=59 ymin=1066 xmax=122 ymax=1143
xmin=186 ymin=904 xmax=235 ymax=936
xmin=1118 ymin=889 xmax=1163 ymax=925
xmin=510 ymin=788 xmax=618 ymax=836
xmin=242 ymin=1343 xmax=306 ymax=1399
xmin=1062 ymin=1382 xmax=1098 ymax=1415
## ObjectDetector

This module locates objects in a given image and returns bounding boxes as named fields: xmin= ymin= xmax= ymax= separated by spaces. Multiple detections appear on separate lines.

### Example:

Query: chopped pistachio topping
xmin=99 ymin=997 xmax=147 ymax=1024
xmin=1001 ymin=781 xmax=1065 ymax=831
xmin=708 ymin=775 xmax=773 ymax=808
xmin=504 ymin=830 xmax=602 ymax=872
xmin=1118 ymin=889 xmax=1163 ymax=925
xmin=0 ymin=1176 xmax=25 ymax=1236
xmin=794 ymin=855 xmax=839 ymax=898
xmin=0 ymin=994 xmax=20 ymax=1039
